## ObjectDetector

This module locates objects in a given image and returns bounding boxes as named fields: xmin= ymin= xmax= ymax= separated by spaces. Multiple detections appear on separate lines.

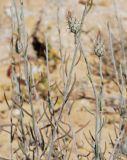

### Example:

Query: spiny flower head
xmin=66 ymin=10 xmax=80 ymax=35
xmin=94 ymin=31 xmax=105 ymax=57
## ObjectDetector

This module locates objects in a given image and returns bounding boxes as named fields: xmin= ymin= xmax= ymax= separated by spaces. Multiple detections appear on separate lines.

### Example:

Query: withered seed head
xmin=94 ymin=31 xmax=105 ymax=57
xmin=66 ymin=10 xmax=80 ymax=35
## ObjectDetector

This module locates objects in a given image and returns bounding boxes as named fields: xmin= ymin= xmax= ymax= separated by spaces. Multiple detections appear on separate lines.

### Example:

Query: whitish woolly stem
xmin=47 ymin=6 xmax=88 ymax=159
xmin=64 ymin=5 xmax=88 ymax=101
xmin=113 ymin=0 xmax=127 ymax=80
xmin=80 ymin=42 xmax=104 ymax=159
xmin=107 ymin=23 xmax=120 ymax=87
xmin=95 ymin=57 xmax=104 ymax=160
xmin=109 ymin=129 xmax=125 ymax=160
xmin=57 ymin=7 xmax=65 ymax=88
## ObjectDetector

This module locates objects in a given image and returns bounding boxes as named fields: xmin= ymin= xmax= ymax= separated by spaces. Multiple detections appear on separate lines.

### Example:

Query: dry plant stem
xmin=47 ymin=5 xmax=88 ymax=159
xmin=10 ymin=1 xmax=24 ymax=158
xmin=10 ymin=6 xmax=15 ymax=160
xmin=96 ymin=56 xmax=104 ymax=158
xmin=109 ymin=129 xmax=125 ymax=160
xmin=109 ymin=70 xmax=125 ymax=160
xmin=19 ymin=7 xmax=37 ymax=143
xmin=45 ymin=35 xmax=54 ymax=110
xmin=110 ymin=65 xmax=126 ymax=160
xmin=12 ymin=0 xmax=41 ymax=158
xmin=79 ymin=42 xmax=97 ymax=99
xmin=31 ymin=66 xmax=39 ymax=100
xmin=12 ymin=0 xmax=20 ymax=27
xmin=45 ymin=39 xmax=71 ymax=158
xmin=98 ymin=57 xmax=104 ymax=133
xmin=12 ymin=0 xmax=24 ymax=135
xmin=58 ymin=1 xmax=93 ymax=129
xmin=119 ymin=64 xmax=125 ymax=120
xmin=68 ymin=117 xmax=79 ymax=160
xmin=80 ymin=42 xmax=103 ymax=159
xmin=24 ymin=48 xmax=40 ymax=157
xmin=57 ymin=7 xmax=65 ymax=87
xmin=107 ymin=23 xmax=120 ymax=87
xmin=45 ymin=36 xmax=57 ymax=160
xmin=45 ymin=35 xmax=63 ymax=159
xmin=108 ymin=22 xmax=127 ymax=159
xmin=113 ymin=0 xmax=127 ymax=79
xmin=45 ymin=34 xmax=58 ymax=123
xmin=64 ymin=5 xmax=88 ymax=100
xmin=24 ymin=29 xmax=36 ymax=129
xmin=10 ymin=108 xmax=13 ymax=160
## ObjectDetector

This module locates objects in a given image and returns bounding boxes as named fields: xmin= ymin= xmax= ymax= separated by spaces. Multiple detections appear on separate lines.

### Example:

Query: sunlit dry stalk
xmin=45 ymin=36 xmax=57 ymax=160
xmin=109 ymin=65 xmax=126 ymax=160
xmin=10 ymin=0 xmax=44 ymax=159
xmin=10 ymin=0 xmax=24 ymax=159
xmin=8 ymin=0 xmax=127 ymax=159
xmin=68 ymin=117 xmax=79 ymax=160
xmin=107 ymin=24 xmax=126 ymax=158
xmin=113 ymin=0 xmax=127 ymax=80
xmin=64 ymin=0 xmax=93 ymax=109
xmin=108 ymin=19 xmax=127 ymax=159
xmin=94 ymin=31 xmax=105 ymax=160
xmin=57 ymin=6 xmax=65 ymax=88
xmin=79 ymin=30 xmax=105 ymax=159
xmin=109 ymin=129 xmax=125 ymax=160
xmin=107 ymin=23 xmax=120 ymax=87
xmin=47 ymin=4 xmax=91 ymax=159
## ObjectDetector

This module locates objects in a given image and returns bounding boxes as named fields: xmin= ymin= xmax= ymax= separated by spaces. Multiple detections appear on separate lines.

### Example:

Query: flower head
xmin=66 ymin=10 xmax=80 ymax=35
xmin=94 ymin=31 xmax=105 ymax=57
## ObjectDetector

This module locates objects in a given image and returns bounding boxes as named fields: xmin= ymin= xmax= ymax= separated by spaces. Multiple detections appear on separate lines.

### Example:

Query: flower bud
xmin=66 ymin=10 xmax=80 ymax=35
xmin=94 ymin=31 xmax=105 ymax=57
